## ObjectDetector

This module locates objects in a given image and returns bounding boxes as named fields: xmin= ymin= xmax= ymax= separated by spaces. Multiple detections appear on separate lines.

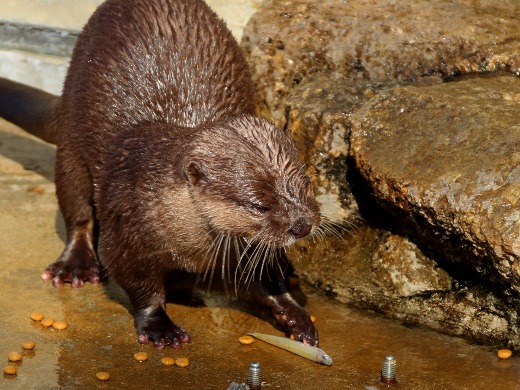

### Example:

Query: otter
xmin=0 ymin=0 xmax=322 ymax=348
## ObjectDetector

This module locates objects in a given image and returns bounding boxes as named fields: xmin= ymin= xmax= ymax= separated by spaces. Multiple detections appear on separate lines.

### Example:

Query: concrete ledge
xmin=0 ymin=49 xmax=68 ymax=94
xmin=0 ymin=0 xmax=102 ymax=31
xmin=0 ymin=22 xmax=77 ymax=57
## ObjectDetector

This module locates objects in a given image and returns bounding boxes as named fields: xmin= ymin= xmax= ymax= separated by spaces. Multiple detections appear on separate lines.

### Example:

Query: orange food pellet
xmin=27 ymin=186 xmax=45 ymax=194
xmin=21 ymin=341 xmax=36 ymax=350
xmin=161 ymin=357 xmax=175 ymax=366
xmin=3 ymin=365 xmax=16 ymax=375
xmin=238 ymin=335 xmax=254 ymax=345
xmin=95 ymin=372 xmax=110 ymax=381
xmin=133 ymin=352 xmax=148 ymax=362
xmin=52 ymin=321 xmax=68 ymax=330
xmin=498 ymin=349 xmax=512 ymax=359
xmin=30 ymin=312 xmax=44 ymax=322
xmin=175 ymin=357 xmax=189 ymax=368
xmin=8 ymin=352 xmax=22 ymax=362
xmin=40 ymin=318 xmax=55 ymax=328
xmin=290 ymin=334 xmax=295 ymax=340
xmin=310 ymin=315 xmax=317 ymax=323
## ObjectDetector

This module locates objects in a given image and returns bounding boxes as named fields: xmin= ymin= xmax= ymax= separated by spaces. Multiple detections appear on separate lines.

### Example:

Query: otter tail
xmin=0 ymin=77 xmax=60 ymax=144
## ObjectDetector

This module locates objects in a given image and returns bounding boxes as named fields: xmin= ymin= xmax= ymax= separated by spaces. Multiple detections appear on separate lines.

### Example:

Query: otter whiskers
xmin=313 ymin=213 xmax=361 ymax=243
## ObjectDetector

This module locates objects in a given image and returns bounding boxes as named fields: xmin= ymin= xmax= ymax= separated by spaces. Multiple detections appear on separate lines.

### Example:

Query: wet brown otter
xmin=0 ymin=0 xmax=322 ymax=348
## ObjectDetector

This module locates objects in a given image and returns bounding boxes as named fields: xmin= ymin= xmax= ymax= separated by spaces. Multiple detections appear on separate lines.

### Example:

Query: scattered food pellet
xmin=30 ymin=312 xmax=44 ymax=322
xmin=498 ymin=349 xmax=512 ymax=359
xmin=52 ymin=321 xmax=68 ymax=330
xmin=27 ymin=186 xmax=45 ymax=194
xmin=40 ymin=318 xmax=55 ymax=328
xmin=133 ymin=352 xmax=148 ymax=362
xmin=238 ymin=335 xmax=254 ymax=345
xmin=161 ymin=357 xmax=175 ymax=366
xmin=8 ymin=352 xmax=22 ymax=362
xmin=95 ymin=372 xmax=110 ymax=381
xmin=290 ymin=334 xmax=295 ymax=340
xmin=310 ymin=315 xmax=317 ymax=323
xmin=3 ymin=365 xmax=16 ymax=375
xmin=21 ymin=341 xmax=36 ymax=350
xmin=175 ymin=357 xmax=190 ymax=368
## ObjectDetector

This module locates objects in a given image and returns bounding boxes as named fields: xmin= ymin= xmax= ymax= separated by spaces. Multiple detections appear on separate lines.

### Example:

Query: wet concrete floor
xmin=1 ymin=118 xmax=519 ymax=389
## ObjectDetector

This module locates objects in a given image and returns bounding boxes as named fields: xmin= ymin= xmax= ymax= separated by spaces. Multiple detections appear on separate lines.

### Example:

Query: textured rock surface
xmin=286 ymin=73 xmax=352 ymax=215
xmin=285 ymin=73 xmax=399 ymax=221
xmin=244 ymin=0 xmax=520 ymax=346
xmin=288 ymin=227 xmax=514 ymax=345
xmin=242 ymin=0 xmax=520 ymax=126
xmin=285 ymin=73 xmax=440 ymax=221
xmin=351 ymin=75 xmax=520 ymax=297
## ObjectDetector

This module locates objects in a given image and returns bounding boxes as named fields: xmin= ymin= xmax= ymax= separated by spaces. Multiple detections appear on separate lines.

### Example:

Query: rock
xmin=242 ymin=0 xmax=520 ymax=126
xmin=290 ymin=229 xmax=454 ymax=300
xmin=286 ymin=73 xmax=354 ymax=222
xmin=288 ymin=228 xmax=512 ymax=344
xmin=285 ymin=72 xmax=440 ymax=222
xmin=351 ymin=75 xmax=520 ymax=297
xmin=370 ymin=234 xmax=453 ymax=297
xmin=243 ymin=0 xmax=520 ymax=346
xmin=286 ymin=72 xmax=402 ymax=222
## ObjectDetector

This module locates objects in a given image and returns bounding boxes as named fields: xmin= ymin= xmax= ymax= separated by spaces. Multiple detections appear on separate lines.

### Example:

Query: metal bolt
xmin=247 ymin=361 xmax=262 ymax=390
xmin=381 ymin=355 xmax=397 ymax=384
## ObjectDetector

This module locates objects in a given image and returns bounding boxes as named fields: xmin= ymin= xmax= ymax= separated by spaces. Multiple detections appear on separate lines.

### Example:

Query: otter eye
xmin=250 ymin=203 xmax=270 ymax=214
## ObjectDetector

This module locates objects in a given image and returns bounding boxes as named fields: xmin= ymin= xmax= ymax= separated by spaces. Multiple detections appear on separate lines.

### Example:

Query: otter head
xmin=183 ymin=115 xmax=321 ymax=247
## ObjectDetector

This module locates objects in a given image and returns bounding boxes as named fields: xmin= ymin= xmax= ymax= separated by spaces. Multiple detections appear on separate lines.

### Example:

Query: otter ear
xmin=185 ymin=160 xmax=208 ymax=186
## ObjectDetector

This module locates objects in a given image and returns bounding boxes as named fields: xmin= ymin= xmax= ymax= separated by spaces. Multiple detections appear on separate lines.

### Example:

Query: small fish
xmin=248 ymin=332 xmax=333 ymax=366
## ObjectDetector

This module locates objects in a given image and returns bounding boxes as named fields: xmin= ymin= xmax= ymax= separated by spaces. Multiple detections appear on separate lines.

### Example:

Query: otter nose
xmin=289 ymin=218 xmax=312 ymax=239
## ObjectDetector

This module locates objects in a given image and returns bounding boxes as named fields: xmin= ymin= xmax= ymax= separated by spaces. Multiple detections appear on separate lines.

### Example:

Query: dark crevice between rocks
xmin=345 ymin=155 xmax=400 ymax=232
xmin=443 ymin=69 xmax=519 ymax=83
xmin=282 ymin=104 xmax=292 ymax=134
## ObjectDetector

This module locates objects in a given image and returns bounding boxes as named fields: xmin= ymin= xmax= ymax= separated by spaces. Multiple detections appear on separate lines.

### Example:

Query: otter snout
xmin=289 ymin=217 xmax=313 ymax=239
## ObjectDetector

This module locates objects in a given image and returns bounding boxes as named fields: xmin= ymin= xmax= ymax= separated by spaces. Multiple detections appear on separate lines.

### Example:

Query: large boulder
xmin=351 ymin=75 xmax=520 ymax=299
xmin=243 ymin=0 xmax=520 ymax=346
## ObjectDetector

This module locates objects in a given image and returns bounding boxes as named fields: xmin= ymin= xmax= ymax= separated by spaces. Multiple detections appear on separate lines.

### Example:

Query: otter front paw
xmin=271 ymin=294 xmax=319 ymax=346
xmin=134 ymin=307 xmax=191 ymax=350
xmin=41 ymin=241 xmax=102 ymax=288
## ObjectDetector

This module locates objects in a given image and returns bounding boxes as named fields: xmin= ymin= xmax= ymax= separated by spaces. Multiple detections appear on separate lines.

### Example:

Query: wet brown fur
xmin=0 ymin=0 xmax=321 ymax=348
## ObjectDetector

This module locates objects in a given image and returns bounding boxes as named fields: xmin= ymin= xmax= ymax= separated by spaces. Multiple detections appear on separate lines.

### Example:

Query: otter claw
xmin=135 ymin=307 xmax=190 ymax=349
